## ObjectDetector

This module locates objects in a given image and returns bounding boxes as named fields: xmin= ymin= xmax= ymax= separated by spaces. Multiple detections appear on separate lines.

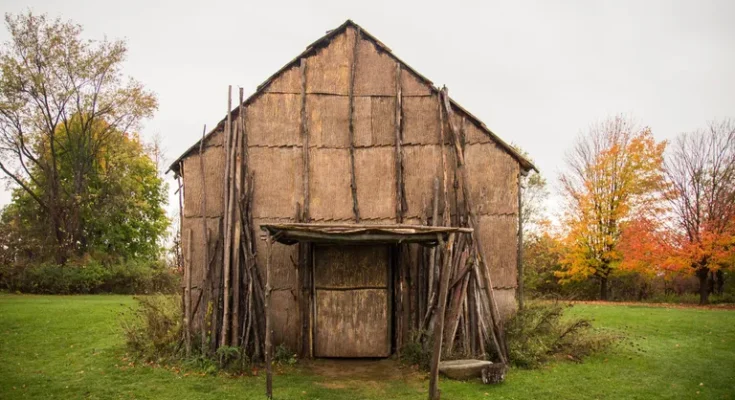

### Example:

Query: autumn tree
xmin=558 ymin=116 xmax=667 ymax=300
xmin=0 ymin=12 xmax=158 ymax=263
xmin=664 ymin=120 xmax=735 ymax=304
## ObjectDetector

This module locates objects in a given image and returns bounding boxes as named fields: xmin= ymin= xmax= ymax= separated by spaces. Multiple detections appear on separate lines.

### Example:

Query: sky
xmin=1 ymin=0 xmax=734 ymax=220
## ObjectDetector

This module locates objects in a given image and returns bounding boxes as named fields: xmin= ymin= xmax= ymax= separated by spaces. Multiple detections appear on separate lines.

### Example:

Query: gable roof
xmin=168 ymin=20 xmax=537 ymax=175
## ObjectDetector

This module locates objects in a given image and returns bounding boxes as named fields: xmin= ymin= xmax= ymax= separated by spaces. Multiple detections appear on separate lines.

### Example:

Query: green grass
xmin=1 ymin=295 xmax=733 ymax=399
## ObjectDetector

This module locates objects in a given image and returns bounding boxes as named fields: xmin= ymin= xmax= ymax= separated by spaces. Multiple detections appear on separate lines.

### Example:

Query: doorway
xmin=313 ymin=245 xmax=391 ymax=358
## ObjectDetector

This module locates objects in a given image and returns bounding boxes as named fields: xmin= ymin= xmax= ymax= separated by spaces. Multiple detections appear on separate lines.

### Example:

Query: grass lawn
xmin=1 ymin=295 xmax=733 ymax=399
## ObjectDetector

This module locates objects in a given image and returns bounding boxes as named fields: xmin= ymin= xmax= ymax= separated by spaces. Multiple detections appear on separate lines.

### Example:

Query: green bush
xmin=400 ymin=330 xmax=432 ymax=370
xmin=121 ymin=295 xmax=182 ymax=363
xmin=505 ymin=302 xmax=619 ymax=369
xmin=273 ymin=343 xmax=297 ymax=366
xmin=0 ymin=260 xmax=180 ymax=294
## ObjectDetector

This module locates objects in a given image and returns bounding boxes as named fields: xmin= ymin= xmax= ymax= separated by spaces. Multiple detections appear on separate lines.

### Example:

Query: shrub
xmin=504 ymin=301 xmax=619 ymax=368
xmin=273 ymin=343 xmax=297 ymax=366
xmin=0 ymin=259 xmax=180 ymax=294
xmin=400 ymin=330 xmax=432 ymax=370
xmin=121 ymin=295 xmax=182 ymax=363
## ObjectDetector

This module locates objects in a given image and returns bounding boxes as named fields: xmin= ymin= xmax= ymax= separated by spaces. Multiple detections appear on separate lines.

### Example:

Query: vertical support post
xmin=264 ymin=234 xmax=274 ymax=399
xmin=429 ymin=232 xmax=455 ymax=400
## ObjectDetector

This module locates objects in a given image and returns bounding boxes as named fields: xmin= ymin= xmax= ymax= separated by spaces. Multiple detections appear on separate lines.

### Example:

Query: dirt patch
xmin=567 ymin=300 xmax=735 ymax=311
xmin=301 ymin=358 xmax=425 ymax=391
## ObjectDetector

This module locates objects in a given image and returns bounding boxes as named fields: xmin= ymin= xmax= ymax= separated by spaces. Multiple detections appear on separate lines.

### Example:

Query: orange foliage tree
xmin=557 ymin=116 xmax=667 ymax=300
xmin=663 ymin=120 xmax=735 ymax=304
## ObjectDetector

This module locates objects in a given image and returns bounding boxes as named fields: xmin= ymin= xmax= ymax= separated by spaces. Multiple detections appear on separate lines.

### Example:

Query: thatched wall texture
xmin=176 ymin=22 xmax=531 ymax=355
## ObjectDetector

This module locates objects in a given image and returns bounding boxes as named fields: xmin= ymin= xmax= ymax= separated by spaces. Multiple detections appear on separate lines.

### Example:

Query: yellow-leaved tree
xmin=557 ymin=116 xmax=667 ymax=300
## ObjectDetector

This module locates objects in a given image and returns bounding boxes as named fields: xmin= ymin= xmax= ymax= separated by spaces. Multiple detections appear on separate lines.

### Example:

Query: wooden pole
xmin=428 ymin=232 xmax=455 ymax=400
xmin=231 ymin=88 xmax=245 ymax=346
xmin=440 ymin=87 xmax=508 ymax=364
xmin=221 ymin=85 xmax=234 ymax=347
xmin=177 ymin=171 xmax=184 ymax=272
xmin=264 ymin=234 xmax=273 ymax=399
xmin=517 ymin=171 xmax=524 ymax=310
xmin=421 ymin=178 xmax=441 ymax=332
xmin=394 ymin=62 xmax=404 ymax=223
xmin=300 ymin=58 xmax=310 ymax=221
xmin=299 ymin=57 xmax=312 ymax=358
xmin=198 ymin=124 xmax=210 ymax=352
xmin=438 ymin=95 xmax=450 ymax=227
xmin=184 ymin=228 xmax=193 ymax=356
xmin=347 ymin=26 xmax=360 ymax=222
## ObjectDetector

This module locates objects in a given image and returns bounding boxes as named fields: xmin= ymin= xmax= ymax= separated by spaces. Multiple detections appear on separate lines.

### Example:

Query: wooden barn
xmin=169 ymin=20 xmax=535 ymax=382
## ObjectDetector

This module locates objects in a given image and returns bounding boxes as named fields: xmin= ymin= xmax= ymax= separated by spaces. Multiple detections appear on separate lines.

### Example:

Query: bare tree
xmin=665 ymin=119 xmax=735 ymax=304
xmin=0 ymin=12 xmax=157 ymax=262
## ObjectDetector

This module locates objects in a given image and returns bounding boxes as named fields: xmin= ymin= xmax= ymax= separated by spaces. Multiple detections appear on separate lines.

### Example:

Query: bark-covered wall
xmin=180 ymin=25 xmax=520 ymax=352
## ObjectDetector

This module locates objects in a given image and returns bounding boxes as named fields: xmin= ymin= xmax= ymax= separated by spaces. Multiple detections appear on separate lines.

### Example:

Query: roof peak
xmin=168 ymin=20 xmax=536 ymax=174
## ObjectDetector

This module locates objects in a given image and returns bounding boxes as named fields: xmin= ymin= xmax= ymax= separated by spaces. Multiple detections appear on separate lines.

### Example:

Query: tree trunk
xmin=599 ymin=276 xmax=608 ymax=301
xmin=715 ymin=270 xmax=725 ymax=296
xmin=696 ymin=267 xmax=710 ymax=305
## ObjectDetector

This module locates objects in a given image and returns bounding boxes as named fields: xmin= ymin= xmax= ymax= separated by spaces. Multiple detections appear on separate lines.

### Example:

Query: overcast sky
xmin=1 ymin=0 xmax=734 ymax=220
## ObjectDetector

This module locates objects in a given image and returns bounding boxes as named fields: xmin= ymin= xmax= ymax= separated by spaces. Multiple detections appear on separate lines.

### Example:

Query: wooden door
xmin=313 ymin=245 xmax=391 ymax=358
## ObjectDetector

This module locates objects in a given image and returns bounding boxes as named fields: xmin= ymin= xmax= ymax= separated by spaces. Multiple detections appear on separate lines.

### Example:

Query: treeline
xmin=0 ymin=13 xmax=176 ymax=294
xmin=521 ymin=116 xmax=735 ymax=305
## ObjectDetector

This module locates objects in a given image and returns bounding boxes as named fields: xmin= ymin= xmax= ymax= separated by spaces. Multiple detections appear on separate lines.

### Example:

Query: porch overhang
xmin=260 ymin=223 xmax=472 ymax=246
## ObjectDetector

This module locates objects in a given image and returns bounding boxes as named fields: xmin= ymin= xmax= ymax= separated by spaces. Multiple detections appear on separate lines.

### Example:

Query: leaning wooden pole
xmin=440 ymin=87 xmax=508 ymax=364
xmin=428 ymin=232 xmax=455 ymax=400
xmin=264 ymin=234 xmax=274 ymax=399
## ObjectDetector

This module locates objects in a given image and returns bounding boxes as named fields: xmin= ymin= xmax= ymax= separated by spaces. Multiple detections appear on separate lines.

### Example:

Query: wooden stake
xmin=440 ymin=87 xmax=508 ymax=364
xmin=264 ymin=234 xmax=274 ymax=399
xmin=348 ymin=26 xmax=360 ymax=222
xmin=428 ymin=232 xmax=455 ymax=400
